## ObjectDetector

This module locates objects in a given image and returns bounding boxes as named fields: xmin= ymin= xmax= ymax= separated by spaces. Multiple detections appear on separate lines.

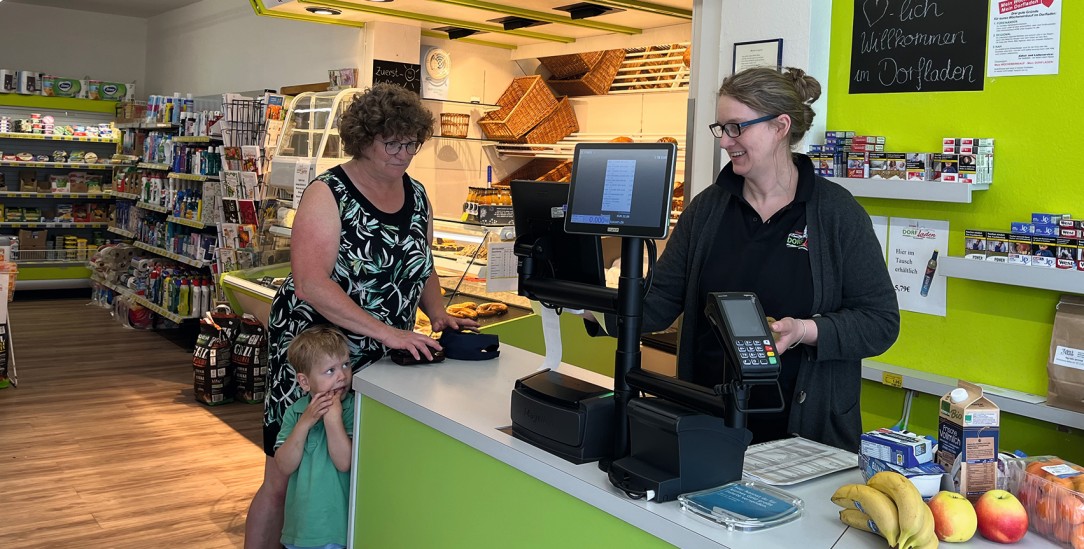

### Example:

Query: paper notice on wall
xmin=485 ymin=242 xmax=518 ymax=293
xmin=871 ymin=215 xmax=889 ymax=262
xmin=888 ymin=218 xmax=949 ymax=316
xmin=988 ymin=0 xmax=1062 ymax=77
xmin=292 ymin=158 xmax=313 ymax=209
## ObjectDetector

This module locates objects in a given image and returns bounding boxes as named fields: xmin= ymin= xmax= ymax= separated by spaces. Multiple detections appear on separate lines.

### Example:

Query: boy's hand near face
xmin=299 ymin=391 xmax=335 ymax=428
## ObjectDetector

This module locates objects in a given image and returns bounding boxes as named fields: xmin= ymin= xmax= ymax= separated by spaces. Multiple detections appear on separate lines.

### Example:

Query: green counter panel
xmin=480 ymin=312 xmax=618 ymax=376
xmin=354 ymin=399 xmax=674 ymax=548
xmin=0 ymin=95 xmax=118 ymax=114
xmin=16 ymin=265 xmax=91 ymax=280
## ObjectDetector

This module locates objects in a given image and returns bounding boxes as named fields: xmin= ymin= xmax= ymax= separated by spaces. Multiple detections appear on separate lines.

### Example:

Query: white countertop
xmin=353 ymin=344 xmax=1058 ymax=549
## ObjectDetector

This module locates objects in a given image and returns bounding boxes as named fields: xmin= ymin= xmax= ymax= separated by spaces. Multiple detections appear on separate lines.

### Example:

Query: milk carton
xmin=936 ymin=381 xmax=1000 ymax=500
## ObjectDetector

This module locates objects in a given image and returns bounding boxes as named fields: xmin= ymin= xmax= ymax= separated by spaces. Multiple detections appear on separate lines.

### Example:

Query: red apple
xmin=975 ymin=489 xmax=1029 ymax=544
xmin=929 ymin=490 xmax=978 ymax=542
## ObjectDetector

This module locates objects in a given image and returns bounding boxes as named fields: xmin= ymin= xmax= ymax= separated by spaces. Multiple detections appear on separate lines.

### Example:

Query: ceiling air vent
xmin=553 ymin=2 xmax=625 ymax=20
xmin=490 ymin=16 xmax=548 ymax=31
xmin=434 ymin=26 xmax=482 ymax=39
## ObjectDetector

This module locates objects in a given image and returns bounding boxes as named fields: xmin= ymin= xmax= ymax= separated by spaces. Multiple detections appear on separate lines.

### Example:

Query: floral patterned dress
xmin=263 ymin=166 xmax=432 ymax=441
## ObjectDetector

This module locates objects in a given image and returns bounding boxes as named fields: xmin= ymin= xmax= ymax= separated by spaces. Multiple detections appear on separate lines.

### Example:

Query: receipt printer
xmin=608 ymin=397 xmax=752 ymax=502
xmin=510 ymin=369 xmax=615 ymax=464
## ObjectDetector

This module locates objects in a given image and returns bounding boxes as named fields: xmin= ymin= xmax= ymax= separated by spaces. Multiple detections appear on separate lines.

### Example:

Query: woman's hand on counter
xmin=429 ymin=311 xmax=480 ymax=334
xmin=382 ymin=327 xmax=444 ymax=361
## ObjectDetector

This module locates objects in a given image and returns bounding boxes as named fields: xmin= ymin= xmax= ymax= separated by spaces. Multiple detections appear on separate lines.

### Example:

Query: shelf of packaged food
xmin=138 ymin=162 xmax=171 ymax=171
xmin=0 ymin=132 xmax=120 ymax=143
xmin=132 ymin=241 xmax=207 ymax=268
xmin=432 ymin=250 xmax=488 ymax=267
xmin=939 ymin=256 xmax=1084 ymax=295
xmin=168 ymin=172 xmax=217 ymax=181
xmin=112 ymin=191 xmax=140 ymax=200
xmin=0 ymin=160 xmax=118 ymax=170
xmin=107 ymin=225 xmax=136 ymax=238
xmin=136 ymin=201 xmax=170 ymax=214
xmin=862 ymin=359 xmax=1084 ymax=430
xmin=0 ymin=191 xmax=111 ymax=199
xmin=826 ymin=177 xmax=990 ymax=203
xmin=167 ymin=215 xmax=207 ymax=229
xmin=0 ymin=222 xmax=107 ymax=229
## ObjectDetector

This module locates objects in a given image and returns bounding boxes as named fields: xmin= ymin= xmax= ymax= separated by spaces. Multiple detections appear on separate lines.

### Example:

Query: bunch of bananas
xmin=831 ymin=471 xmax=938 ymax=549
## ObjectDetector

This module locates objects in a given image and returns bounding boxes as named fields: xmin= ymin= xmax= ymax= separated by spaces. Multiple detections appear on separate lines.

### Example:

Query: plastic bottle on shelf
xmin=177 ymin=277 xmax=190 ymax=317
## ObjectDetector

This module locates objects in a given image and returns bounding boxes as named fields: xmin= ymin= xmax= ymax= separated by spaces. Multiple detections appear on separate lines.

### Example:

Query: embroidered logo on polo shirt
xmin=786 ymin=225 xmax=809 ymax=251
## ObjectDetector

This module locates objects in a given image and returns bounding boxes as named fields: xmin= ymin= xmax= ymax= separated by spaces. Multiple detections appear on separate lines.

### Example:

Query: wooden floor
xmin=0 ymin=296 xmax=266 ymax=548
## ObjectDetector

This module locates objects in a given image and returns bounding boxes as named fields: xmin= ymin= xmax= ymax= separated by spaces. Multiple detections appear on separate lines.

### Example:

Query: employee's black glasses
xmin=708 ymin=113 xmax=782 ymax=139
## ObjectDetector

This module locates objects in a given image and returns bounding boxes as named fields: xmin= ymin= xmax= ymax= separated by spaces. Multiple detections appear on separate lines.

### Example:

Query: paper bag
xmin=1048 ymin=295 xmax=1084 ymax=412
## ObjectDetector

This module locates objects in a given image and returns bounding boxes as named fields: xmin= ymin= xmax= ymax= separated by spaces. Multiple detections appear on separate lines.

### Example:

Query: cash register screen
xmin=564 ymin=142 xmax=677 ymax=239
xmin=721 ymin=299 xmax=768 ymax=338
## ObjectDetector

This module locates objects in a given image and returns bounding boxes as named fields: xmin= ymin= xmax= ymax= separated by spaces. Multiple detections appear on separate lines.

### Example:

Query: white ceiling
xmin=2 ymin=0 xmax=203 ymax=18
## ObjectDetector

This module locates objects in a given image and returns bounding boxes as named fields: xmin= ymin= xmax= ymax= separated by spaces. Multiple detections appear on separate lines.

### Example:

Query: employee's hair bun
xmin=784 ymin=67 xmax=822 ymax=105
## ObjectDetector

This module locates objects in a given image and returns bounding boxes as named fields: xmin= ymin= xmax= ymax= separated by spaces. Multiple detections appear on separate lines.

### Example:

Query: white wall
xmin=144 ymin=0 xmax=364 ymax=96
xmin=0 ymin=3 xmax=147 ymax=86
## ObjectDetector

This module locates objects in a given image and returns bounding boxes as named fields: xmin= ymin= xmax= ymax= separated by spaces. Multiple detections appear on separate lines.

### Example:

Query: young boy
xmin=275 ymin=325 xmax=354 ymax=549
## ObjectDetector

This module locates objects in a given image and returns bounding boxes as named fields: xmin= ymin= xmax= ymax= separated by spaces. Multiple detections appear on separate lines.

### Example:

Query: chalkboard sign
xmin=850 ymin=0 xmax=988 ymax=94
xmin=372 ymin=59 xmax=421 ymax=95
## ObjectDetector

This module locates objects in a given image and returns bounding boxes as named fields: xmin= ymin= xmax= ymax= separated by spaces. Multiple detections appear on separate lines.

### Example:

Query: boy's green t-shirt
xmin=276 ymin=392 xmax=355 ymax=547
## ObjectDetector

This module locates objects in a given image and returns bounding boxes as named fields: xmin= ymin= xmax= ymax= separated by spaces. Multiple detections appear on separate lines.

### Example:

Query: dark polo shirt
xmin=693 ymin=157 xmax=815 ymax=443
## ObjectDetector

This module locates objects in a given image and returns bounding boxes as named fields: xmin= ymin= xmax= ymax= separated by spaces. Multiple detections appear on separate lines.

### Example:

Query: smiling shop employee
xmin=628 ymin=67 xmax=899 ymax=452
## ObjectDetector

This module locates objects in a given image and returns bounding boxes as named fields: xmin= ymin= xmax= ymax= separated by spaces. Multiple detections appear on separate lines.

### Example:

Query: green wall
xmin=828 ymin=3 xmax=1084 ymax=461
xmin=354 ymin=399 xmax=673 ymax=548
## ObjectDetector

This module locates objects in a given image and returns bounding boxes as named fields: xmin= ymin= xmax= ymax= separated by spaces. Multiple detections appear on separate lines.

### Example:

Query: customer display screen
xmin=564 ymin=142 xmax=677 ymax=239
xmin=720 ymin=298 xmax=769 ymax=338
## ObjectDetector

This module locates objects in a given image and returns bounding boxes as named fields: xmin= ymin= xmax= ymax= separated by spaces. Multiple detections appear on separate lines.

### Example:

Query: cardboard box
xmin=1032 ymin=235 xmax=1057 ymax=268
xmin=1056 ymin=237 xmax=1079 ymax=270
xmin=964 ymin=229 xmax=986 ymax=260
xmin=906 ymin=153 xmax=932 ymax=181
xmin=860 ymin=428 xmax=936 ymax=468
xmin=0 ymin=69 xmax=16 ymax=93
xmin=936 ymin=381 xmax=1000 ymax=500
xmin=1007 ymin=233 xmax=1033 ymax=266
xmin=88 ymin=80 xmax=135 ymax=102
xmin=17 ymin=229 xmax=47 ymax=250
xmin=16 ymin=70 xmax=40 ymax=94
xmin=859 ymin=454 xmax=948 ymax=499
xmin=41 ymin=76 xmax=86 ymax=98
xmin=987 ymin=231 xmax=1010 ymax=259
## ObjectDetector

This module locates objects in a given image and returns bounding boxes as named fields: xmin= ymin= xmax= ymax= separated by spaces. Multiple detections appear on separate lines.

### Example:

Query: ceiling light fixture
xmin=305 ymin=6 xmax=343 ymax=15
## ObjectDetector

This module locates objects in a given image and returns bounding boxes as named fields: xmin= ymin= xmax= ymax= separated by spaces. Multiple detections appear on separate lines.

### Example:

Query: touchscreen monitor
xmin=510 ymin=180 xmax=605 ymax=288
xmin=564 ymin=142 xmax=677 ymax=239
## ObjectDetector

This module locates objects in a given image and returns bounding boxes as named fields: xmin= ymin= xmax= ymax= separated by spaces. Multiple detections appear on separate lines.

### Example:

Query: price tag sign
xmin=882 ymin=371 xmax=904 ymax=388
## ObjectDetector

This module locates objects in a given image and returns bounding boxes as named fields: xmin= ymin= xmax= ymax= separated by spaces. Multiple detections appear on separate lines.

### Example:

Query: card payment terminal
xmin=703 ymin=292 xmax=781 ymax=383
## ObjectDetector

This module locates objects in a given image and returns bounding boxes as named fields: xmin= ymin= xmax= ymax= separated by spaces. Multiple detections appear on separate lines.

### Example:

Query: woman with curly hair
xmin=245 ymin=83 xmax=477 ymax=548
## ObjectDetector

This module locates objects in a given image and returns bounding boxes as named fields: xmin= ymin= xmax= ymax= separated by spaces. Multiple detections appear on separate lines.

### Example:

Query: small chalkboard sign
xmin=372 ymin=59 xmax=422 ymax=95
xmin=849 ymin=0 xmax=988 ymax=94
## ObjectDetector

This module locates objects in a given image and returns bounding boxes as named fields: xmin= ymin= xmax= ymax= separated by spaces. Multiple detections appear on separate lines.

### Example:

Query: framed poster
xmin=733 ymin=39 xmax=783 ymax=73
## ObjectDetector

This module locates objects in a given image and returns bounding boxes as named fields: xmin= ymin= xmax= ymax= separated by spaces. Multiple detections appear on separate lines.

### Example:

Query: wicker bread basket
xmin=546 ymin=49 xmax=625 ymax=97
xmin=512 ymin=98 xmax=578 ymax=148
xmin=539 ymin=51 xmax=605 ymax=79
xmin=478 ymin=75 xmax=558 ymax=141
xmin=439 ymin=113 xmax=469 ymax=138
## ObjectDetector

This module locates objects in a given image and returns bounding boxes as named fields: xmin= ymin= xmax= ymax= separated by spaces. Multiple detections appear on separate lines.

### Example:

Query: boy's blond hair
xmin=287 ymin=325 xmax=351 ymax=377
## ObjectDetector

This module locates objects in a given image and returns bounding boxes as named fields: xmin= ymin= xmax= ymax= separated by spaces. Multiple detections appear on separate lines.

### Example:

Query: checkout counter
xmin=348 ymin=344 xmax=1056 ymax=548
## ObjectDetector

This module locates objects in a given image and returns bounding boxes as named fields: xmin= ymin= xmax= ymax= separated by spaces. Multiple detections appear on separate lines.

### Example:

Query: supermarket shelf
xmin=940 ymin=256 xmax=1084 ymax=295
xmin=112 ymin=191 xmax=140 ymax=200
xmin=138 ymin=162 xmax=171 ymax=171
xmin=0 ymin=95 xmax=117 ymax=114
xmin=0 ymin=222 xmax=107 ymax=229
xmin=15 ymin=260 xmax=87 ymax=267
xmin=136 ymin=201 xmax=170 ymax=214
xmin=132 ymin=241 xmax=207 ymax=268
xmin=107 ymin=225 xmax=136 ymax=238
xmin=0 ymin=160 xmax=117 ymax=170
xmin=168 ymin=172 xmax=216 ymax=181
xmin=863 ymin=359 xmax=1084 ymax=430
xmin=167 ymin=215 xmax=207 ymax=229
xmin=0 ymin=131 xmax=119 ymax=143
xmin=115 ymin=122 xmax=177 ymax=130
xmin=826 ymin=177 xmax=990 ymax=203
xmin=91 ymin=274 xmax=196 ymax=323
xmin=0 ymin=191 xmax=111 ymax=199
xmin=172 ymin=135 xmax=219 ymax=143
